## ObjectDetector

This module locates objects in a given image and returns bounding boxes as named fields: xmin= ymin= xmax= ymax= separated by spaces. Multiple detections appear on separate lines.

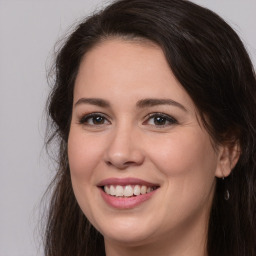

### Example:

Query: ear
xmin=215 ymin=142 xmax=241 ymax=178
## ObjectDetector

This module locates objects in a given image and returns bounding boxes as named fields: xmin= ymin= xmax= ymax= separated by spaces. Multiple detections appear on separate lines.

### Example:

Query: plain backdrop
xmin=0 ymin=1 xmax=255 ymax=255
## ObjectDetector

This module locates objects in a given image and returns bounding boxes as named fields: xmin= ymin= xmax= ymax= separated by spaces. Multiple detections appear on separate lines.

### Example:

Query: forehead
xmin=78 ymin=38 xmax=166 ymax=77
xmin=74 ymin=38 xmax=195 ymax=111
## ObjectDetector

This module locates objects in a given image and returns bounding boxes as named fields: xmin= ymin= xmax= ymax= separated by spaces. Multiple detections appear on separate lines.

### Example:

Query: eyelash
xmin=79 ymin=113 xmax=110 ymax=126
xmin=143 ymin=113 xmax=178 ymax=127
xmin=78 ymin=112 xmax=178 ymax=128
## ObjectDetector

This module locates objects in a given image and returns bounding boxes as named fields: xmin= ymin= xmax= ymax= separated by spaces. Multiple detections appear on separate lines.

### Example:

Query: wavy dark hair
xmin=45 ymin=0 xmax=256 ymax=255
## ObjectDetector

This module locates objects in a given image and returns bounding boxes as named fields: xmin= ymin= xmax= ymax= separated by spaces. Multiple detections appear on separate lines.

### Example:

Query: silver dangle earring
xmin=222 ymin=177 xmax=230 ymax=200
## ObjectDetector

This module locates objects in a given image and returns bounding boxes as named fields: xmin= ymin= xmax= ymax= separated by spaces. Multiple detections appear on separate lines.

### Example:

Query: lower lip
xmin=99 ymin=188 xmax=157 ymax=209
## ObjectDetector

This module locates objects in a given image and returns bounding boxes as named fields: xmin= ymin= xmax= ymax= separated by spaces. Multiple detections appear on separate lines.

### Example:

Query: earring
xmin=222 ymin=177 xmax=230 ymax=200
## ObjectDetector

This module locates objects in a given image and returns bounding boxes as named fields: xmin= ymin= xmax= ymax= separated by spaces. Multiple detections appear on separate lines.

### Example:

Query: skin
xmin=68 ymin=39 xmax=236 ymax=256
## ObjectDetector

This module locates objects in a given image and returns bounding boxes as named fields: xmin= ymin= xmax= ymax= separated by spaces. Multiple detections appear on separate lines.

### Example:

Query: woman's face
xmin=68 ymin=39 xmax=224 ymax=247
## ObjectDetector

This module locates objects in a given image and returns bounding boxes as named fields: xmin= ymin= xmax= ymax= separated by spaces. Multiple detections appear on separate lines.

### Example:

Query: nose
xmin=104 ymin=125 xmax=145 ymax=170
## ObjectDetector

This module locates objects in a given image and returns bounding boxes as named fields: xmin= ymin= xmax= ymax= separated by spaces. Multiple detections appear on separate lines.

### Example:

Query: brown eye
xmin=79 ymin=113 xmax=110 ymax=126
xmin=92 ymin=116 xmax=105 ymax=124
xmin=153 ymin=116 xmax=168 ymax=125
xmin=144 ymin=113 xmax=177 ymax=127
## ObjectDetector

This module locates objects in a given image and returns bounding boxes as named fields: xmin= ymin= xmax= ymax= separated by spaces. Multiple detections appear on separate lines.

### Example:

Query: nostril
xmin=104 ymin=147 xmax=145 ymax=169
xmin=105 ymin=160 xmax=140 ymax=169
xmin=106 ymin=161 xmax=112 ymax=166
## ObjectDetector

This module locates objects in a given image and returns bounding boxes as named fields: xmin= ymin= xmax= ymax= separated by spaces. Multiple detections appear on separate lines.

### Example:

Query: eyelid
xmin=143 ymin=112 xmax=178 ymax=127
xmin=79 ymin=112 xmax=111 ymax=125
xmin=77 ymin=112 xmax=177 ymax=128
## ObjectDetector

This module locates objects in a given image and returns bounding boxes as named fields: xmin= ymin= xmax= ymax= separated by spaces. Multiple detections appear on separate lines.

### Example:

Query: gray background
xmin=0 ymin=1 xmax=255 ymax=255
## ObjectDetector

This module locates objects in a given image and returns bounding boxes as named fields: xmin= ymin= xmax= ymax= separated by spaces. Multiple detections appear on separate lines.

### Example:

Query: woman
xmin=44 ymin=0 xmax=256 ymax=255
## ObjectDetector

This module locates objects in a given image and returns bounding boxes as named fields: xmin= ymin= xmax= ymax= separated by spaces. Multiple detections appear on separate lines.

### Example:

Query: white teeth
xmin=110 ymin=185 xmax=115 ymax=196
xmin=140 ymin=185 xmax=147 ymax=194
xmin=134 ymin=185 xmax=140 ymax=196
xmin=103 ymin=184 xmax=156 ymax=197
xmin=147 ymin=187 xmax=153 ymax=193
xmin=124 ymin=185 xmax=133 ymax=197
xmin=116 ymin=185 xmax=124 ymax=196
xmin=104 ymin=186 xmax=110 ymax=194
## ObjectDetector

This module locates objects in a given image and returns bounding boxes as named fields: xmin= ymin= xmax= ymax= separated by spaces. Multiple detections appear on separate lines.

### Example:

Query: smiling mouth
xmin=102 ymin=185 xmax=159 ymax=197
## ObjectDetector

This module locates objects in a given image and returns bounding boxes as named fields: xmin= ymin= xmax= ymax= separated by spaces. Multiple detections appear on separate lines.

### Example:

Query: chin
xmin=96 ymin=215 xmax=158 ymax=246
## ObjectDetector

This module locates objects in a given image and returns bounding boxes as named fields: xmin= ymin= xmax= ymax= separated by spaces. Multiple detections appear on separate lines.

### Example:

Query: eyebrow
xmin=136 ymin=98 xmax=187 ymax=112
xmin=74 ymin=98 xmax=110 ymax=108
xmin=74 ymin=97 xmax=187 ymax=112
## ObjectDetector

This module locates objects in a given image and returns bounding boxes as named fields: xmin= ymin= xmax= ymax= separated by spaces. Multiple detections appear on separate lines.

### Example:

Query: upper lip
xmin=97 ymin=177 xmax=159 ymax=187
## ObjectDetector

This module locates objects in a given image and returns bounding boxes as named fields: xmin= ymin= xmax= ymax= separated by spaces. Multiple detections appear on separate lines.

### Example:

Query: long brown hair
xmin=45 ymin=0 xmax=256 ymax=255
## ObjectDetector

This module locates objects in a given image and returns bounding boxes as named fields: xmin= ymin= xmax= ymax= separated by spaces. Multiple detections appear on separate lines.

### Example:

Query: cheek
xmin=149 ymin=129 xmax=217 ymax=174
xmin=67 ymin=129 xmax=104 ymax=223
xmin=147 ymin=131 xmax=218 ymax=225
xmin=68 ymin=128 xmax=104 ymax=180
xmin=147 ymin=129 xmax=218 ymax=198
xmin=67 ymin=128 xmax=104 ymax=214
